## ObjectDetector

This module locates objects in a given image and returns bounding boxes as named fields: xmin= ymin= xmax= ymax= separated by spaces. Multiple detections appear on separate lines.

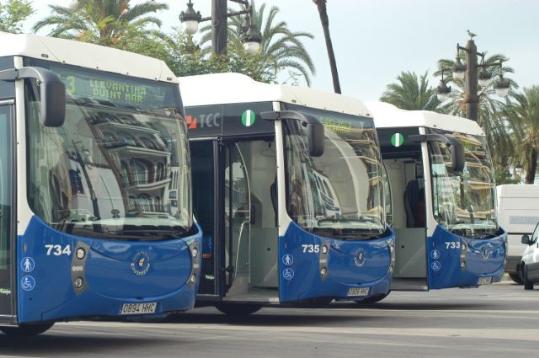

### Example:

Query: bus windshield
xmin=25 ymin=60 xmax=192 ymax=240
xmin=283 ymin=105 xmax=385 ymax=238
xmin=428 ymin=129 xmax=497 ymax=236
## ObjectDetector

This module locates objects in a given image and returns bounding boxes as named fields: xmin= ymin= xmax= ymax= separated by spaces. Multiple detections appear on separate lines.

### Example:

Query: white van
xmin=521 ymin=222 xmax=539 ymax=289
xmin=496 ymin=184 xmax=539 ymax=282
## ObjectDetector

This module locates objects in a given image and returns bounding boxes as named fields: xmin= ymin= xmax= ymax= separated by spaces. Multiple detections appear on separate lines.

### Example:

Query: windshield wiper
xmin=317 ymin=215 xmax=380 ymax=225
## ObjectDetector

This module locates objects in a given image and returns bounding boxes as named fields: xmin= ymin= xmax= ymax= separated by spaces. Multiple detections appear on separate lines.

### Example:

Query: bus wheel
xmin=0 ymin=323 xmax=54 ymax=336
xmin=356 ymin=292 xmax=390 ymax=304
xmin=215 ymin=303 xmax=261 ymax=316
xmin=509 ymin=272 xmax=523 ymax=285
xmin=523 ymin=266 xmax=534 ymax=290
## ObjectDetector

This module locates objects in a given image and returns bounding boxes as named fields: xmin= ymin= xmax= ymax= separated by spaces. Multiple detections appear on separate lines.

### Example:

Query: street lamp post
xmin=463 ymin=39 xmax=479 ymax=121
xmin=314 ymin=0 xmax=341 ymax=94
xmin=180 ymin=0 xmax=262 ymax=56
xmin=438 ymin=33 xmax=511 ymax=122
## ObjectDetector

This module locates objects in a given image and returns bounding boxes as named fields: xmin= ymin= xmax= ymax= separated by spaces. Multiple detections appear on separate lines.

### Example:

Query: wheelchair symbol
xmin=21 ymin=275 xmax=36 ymax=292
xmin=282 ymin=268 xmax=295 ymax=281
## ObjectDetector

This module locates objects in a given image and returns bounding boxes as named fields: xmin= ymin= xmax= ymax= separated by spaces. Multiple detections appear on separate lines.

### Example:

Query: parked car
xmin=521 ymin=222 xmax=539 ymax=290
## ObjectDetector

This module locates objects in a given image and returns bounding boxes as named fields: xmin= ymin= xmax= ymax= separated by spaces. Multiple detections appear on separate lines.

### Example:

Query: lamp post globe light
xmin=436 ymin=70 xmax=452 ymax=102
xmin=180 ymin=1 xmax=202 ymax=35
xmin=242 ymin=24 xmax=262 ymax=54
xmin=179 ymin=0 xmax=262 ymax=56
xmin=495 ymin=76 xmax=511 ymax=97
xmin=478 ymin=69 xmax=492 ymax=87
xmin=437 ymin=32 xmax=511 ymax=121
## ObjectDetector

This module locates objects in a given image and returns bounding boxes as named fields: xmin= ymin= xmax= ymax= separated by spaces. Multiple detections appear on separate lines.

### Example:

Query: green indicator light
xmin=241 ymin=110 xmax=256 ymax=127
xmin=391 ymin=132 xmax=405 ymax=147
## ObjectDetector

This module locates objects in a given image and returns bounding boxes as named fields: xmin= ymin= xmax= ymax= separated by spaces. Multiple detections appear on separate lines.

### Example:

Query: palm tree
xmin=199 ymin=2 xmax=315 ymax=85
xmin=507 ymin=86 xmax=539 ymax=183
xmin=0 ymin=0 xmax=33 ymax=34
xmin=380 ymin=71 xmax=439 ymax=110
xmin=435 ymin=53 xmax=518 ymax=174
xmin=33 ymin=0 xmax=167 ymax=49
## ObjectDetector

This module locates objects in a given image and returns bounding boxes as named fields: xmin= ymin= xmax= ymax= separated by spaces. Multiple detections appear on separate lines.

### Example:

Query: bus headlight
xmin=188 ymin=241 xmax=201 ymax=286
xmin=320 ymin=267 xmax=328 ymax=276
xmin=319 ymin=241 xmax=329 ymax=279
xmin=388 ymin=239 xmax=395 ymax=273
xmin=76 ymin=247 xmax=86 ymax=260
xmin=73 ymin=277 xmax=84 ymax=289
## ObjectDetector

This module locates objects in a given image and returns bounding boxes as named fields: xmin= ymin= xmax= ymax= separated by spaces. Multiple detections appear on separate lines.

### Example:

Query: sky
xmin=25 ymin=0 xmax=539 ymax=101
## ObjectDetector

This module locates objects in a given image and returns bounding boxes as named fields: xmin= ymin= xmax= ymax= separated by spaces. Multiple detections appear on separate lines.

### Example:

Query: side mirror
xmin=410 ymin=133 xmax=465 ymax=174
xmin=262 ymin=110 xmax=325 ymax=157
xmin=0 ymin=66 xmax=66 ymax=127
xmin=521 ymin=234 xmax=531 ymax=245
xmin=305 ymin=120 xmax=325 ymax=157
xmin=449 ymin=139 xmax=465 ymax=173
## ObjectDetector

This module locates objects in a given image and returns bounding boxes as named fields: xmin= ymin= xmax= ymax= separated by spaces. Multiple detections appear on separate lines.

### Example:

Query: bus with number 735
xmin=180 ymin=73 xmax=395 ymax=314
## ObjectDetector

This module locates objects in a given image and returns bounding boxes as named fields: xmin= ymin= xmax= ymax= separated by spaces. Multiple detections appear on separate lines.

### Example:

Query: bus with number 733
xmin=367 ymin=102 xmax=506 ymax=297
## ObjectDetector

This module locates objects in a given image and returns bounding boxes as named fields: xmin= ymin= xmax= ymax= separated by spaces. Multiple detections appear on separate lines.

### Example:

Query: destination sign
xmin=64 ymin=76 xmax=148 ymax=105
xmin=25 ymin=58 xmax=178 ymax=110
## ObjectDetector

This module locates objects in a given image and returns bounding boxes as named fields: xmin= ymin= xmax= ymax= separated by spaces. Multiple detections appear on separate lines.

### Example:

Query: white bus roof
xmin=179 ymin=73 xmax=371 ymax=117
xmin=366 ymin=101 xmax=484 ymax=136
xmin=0 ymin=32 xmax=177 ymax=83
xmin=497 ymin=184 xmax=539 ymax=198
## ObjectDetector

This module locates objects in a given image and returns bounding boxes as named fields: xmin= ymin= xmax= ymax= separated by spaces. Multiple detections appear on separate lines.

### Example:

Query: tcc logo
xmin=185 ymin=113 xmax=221 ymax=130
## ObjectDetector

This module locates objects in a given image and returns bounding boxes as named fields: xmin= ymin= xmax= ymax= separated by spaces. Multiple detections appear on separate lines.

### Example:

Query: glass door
xmin=224 ymin=143 xmax=251 ymax=290
xmin=0 ymin=102 xmax=14 ymax=317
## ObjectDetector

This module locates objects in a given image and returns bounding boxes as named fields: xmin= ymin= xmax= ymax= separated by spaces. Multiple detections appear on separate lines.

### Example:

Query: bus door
xmin=221 ymin=138 xmax=278 ymax=299
xmin=191 ymin=140 xmax=222 ymax=297
xmin=0 ymin=101 xmax=14 ymax=320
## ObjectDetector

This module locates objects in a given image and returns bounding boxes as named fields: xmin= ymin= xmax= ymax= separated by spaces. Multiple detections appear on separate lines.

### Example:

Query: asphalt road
xmin=1 ymin=281 xmax=538 ymax=357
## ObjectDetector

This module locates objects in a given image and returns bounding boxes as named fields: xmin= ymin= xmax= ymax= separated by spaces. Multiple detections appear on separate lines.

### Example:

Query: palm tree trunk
xmin=314 ymin=0 xmax=341 ymax=94
xmin=525 ymin=148 xmax=538 ymax=184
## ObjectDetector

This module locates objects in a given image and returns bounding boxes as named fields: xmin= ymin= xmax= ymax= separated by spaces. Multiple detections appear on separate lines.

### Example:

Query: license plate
xmin=120 ymin=302 xmax=157 ymax=315
xmin=477 ymin=276 xmax=492 ymax=285
xmin=347 ymin=287 xmax=370 ymax=297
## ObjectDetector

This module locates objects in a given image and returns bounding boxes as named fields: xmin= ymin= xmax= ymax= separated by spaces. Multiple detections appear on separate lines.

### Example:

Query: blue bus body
xmin=426 ymin=225 xmax=505 ymax=289
xmin=0 ymin=33 xmax=202 ymax=333
xmin=17 ymin=217 xmax=201 ymax=323
xmin=278 ymin=222 xmax=393 ymax=302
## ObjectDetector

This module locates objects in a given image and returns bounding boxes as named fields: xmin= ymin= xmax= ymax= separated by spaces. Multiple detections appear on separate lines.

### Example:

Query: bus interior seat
xmin=404 ymin=180 xmax=426 ymax=228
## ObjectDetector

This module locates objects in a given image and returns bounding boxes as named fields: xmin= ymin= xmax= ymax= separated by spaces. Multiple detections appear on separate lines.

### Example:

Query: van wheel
xmin=215 ymin=303 xmax=261 ymax=316
xmin=509 ymin=272 xmax=523 ymax=285
xmin=0 ymin=323 xmax=54 ymax=336
xmin=523 ymin=265 xmax=534 ymax=290
xmin=356 ymin=292 xmax=390 ymax=304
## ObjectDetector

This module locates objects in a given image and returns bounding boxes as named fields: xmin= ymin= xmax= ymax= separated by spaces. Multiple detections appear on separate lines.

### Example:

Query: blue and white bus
xmin=368 ymin=102 xmax=506 ymax=294
xmin=0 ymin=33 xmax=201 ymax=335
xmin=180 ymin=73 xmax=394 ymax=314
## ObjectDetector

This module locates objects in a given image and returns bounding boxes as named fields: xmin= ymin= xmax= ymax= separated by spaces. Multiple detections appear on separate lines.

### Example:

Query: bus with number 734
xmin=0 ymin=32 xmax=201 ymax=335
